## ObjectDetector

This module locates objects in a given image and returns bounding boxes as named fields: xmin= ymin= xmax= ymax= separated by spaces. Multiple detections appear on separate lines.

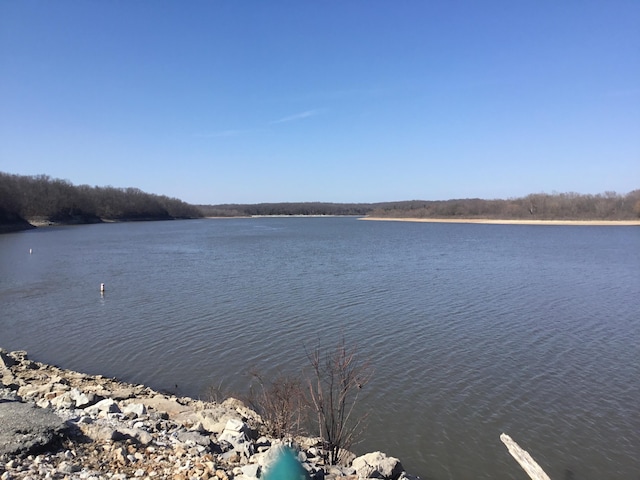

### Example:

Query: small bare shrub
xmin=203 ymin=379 xmax=232 ymax=404
xmin=248 ymin=372 xmax=307 ymax=439
xmin=307 ymin=339 xmax=372 ymax=465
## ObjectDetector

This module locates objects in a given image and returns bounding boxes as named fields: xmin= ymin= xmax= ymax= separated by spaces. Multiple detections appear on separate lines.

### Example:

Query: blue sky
xmin=1 ymin=1 xmax=638 ymax=204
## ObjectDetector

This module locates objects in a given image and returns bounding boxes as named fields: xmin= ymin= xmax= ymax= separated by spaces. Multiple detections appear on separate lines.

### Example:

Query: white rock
xmin=241 ymin=463 xmax=261 ymax=479
xmin=224 ymin=418 xmax=246 ymax=433
xmin=36 ymin=398 xmax=51 ymax=409
xmin=50 ymin=392 xmax=74 ymax=409
xmin=85 ymin=398 xmax=120 ymax=415
xmin=123 ymin=402 xmax=147 ymax=417
xmin=217 ymin=417 xmax=253 ymax=448
xmin=69 ymin=388 xmax=96 ymax=408
xmin=352 ymin=451 xmax=404 ymax=480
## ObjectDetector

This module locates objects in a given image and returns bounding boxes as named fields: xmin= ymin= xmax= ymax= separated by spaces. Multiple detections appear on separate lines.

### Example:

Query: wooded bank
xmin=0 ymin=172 xmax=202 ymax=233
xmin=2 ymin=172 xmax=638 ymax=233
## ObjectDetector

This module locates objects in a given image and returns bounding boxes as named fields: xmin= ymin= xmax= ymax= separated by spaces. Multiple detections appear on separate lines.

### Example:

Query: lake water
xmin=1 ymin=217 xmax=639 ymax=479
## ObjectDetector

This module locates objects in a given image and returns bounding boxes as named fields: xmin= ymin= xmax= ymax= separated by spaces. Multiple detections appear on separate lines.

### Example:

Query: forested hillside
xmin=0 ymin=172 xmax=202 ymax=232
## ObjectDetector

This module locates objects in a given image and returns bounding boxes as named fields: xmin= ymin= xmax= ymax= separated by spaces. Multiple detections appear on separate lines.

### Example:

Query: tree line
xmin=197 ymin=202 xmax=374 ymax=217
xmin=199 ymin=190 xmax=640 ymax=220
xmin=0 ymin=172 xmax=202 ymax=232
xmin=2 ymin=171 xmax=637 ymax=233
xmin=367 ymin=191 xmax=640 ymax=220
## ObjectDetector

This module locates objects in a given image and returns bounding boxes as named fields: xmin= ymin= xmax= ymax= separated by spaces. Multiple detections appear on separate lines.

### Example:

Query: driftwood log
xmin=500 ymin=433 xmax=551 ymax=480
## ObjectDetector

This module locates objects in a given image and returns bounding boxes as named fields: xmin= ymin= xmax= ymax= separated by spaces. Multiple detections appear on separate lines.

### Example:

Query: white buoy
xmin=29 ymin=248 xmax=32 ymax=254
xmin=100 ymin=283 xmax=105 ymax=293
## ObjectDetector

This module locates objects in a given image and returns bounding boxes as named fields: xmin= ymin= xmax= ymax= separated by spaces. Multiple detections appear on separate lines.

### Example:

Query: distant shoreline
xmin=361 ymin=217 xmax=640 ymax=226
xmin=0 ymin=216 xmax=196 ymax=234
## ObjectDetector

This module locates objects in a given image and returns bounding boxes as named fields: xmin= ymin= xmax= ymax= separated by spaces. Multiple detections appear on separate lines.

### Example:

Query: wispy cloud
xmin=194 ymin=109 xmax=324 ymax=139
xmin=270 ymin=109 xmax=323 ymax=125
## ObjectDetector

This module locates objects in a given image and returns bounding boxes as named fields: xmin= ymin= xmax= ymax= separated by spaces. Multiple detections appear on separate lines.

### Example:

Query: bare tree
xmin=306 ymin=339 xmax=372 ymax=465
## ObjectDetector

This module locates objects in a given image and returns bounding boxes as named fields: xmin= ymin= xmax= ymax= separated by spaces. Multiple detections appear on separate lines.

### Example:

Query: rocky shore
xmin=0 ymin=349 xmax=417 ymax=480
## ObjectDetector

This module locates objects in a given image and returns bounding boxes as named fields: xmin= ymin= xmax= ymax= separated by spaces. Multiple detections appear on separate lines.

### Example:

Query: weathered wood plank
xmin=500 ymin=433 xmax=551 ymax=480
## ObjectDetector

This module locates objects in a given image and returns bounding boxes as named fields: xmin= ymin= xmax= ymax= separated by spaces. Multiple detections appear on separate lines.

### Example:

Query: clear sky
xmin=1 ymin=1 xmax=638 ymax=204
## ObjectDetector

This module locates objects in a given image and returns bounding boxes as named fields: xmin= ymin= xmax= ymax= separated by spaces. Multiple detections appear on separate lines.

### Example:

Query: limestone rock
xmin=79 ymin=423 xmax=121 ymax=442
xmin=176 ymin=429 xmax=213 ymax=447
xmin=138 ymin=394 xmax=190 ymax=418
xmin=49 ymin=391 xmax=75 ymax=409
xmin=218 ymin=418 xmax=252 ymax=448
xmin=241 ymin=463 xmax=261 ymax=479
xmin=352 ymin=452 xmax=404 ymax=480
xmin=17 ymin=383 xmax=52 ymax=400
xmin=123 ymin=401 xmax=147 ymax=417
xmin=85 ymin=398 xmax=120 ymax=415
xmin=195 ymin=406 xmax=240 ymax=434
xmin=70 ymin=388 xmax=98 ymax=408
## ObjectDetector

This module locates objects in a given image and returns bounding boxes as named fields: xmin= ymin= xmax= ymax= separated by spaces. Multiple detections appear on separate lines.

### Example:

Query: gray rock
xmin=398 ymin=473 xmax=421 ymax=480
xmin=69 ymin=388 xmax=97 ymax=408
xmin=78 ymin=423 xmax=120 ymax=442
xmin=176 ymin=430 xmax=212 ymax=447
xmin=255 ymin=436 xmax=271 ymax=453
xmin=115 ymin=426 xmax=154 ymax=445
xmin=218 ymin=429 xmax=246 ymax=446
xmin=57 ymin=460 xmax=79 ymax=473
xmin=218 ymin=418 xmax=253 ymax=448
xmin=236 ymin=440 xmax=256 ymax=460
xmin=220 ymin=450 xmax=240 ymax=463
xmin=84 ymin=398 xmax=120 ymax=415
xmin=133 ymin=429 xmax=153 ymax=445
xmin=0 ymin=387 xmax=20 ymax=402
xmin=310 ymin=470 xmax=325 ymax=480
xmin=352 ymin=452 xmax=404 ymax=480
xmin=0 ymin=349 xmax=17 ymax=370
xmin=50 ymin=392 xmax=74 ymax=409
xmin=0 ymin=400 xmax=68 ymax=456
xmin=327 ymin=465 xmax=355 ymax=477
xmin=123 ymin=402 xmax=147 ymax=417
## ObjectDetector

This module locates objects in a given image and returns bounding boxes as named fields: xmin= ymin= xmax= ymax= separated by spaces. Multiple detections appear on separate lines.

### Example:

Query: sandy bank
xmin=360 ymin=217 xmax=640 ymax=226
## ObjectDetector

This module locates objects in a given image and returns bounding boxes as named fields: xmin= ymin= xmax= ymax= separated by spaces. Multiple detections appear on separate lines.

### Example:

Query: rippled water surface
xmin=1 ymin=218 xmax=639 ymax=479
